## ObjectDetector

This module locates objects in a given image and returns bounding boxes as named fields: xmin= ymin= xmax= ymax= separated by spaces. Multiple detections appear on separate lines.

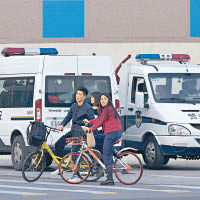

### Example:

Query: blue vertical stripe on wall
xmin=190 ymin=0 xmax=200 ymax=37
xmin=43 ymin=0 xmax=84 ymax=38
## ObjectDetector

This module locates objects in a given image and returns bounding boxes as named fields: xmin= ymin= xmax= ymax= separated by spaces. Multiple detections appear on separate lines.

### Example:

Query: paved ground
xmin=1 ymin=155 xmax=200 ymax=200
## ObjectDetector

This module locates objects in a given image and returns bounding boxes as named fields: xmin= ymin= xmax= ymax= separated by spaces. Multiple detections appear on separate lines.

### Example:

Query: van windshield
xmin=148 ymin=73 xmax=200 ymax=104
xmin=45 ymin=76 xmax=112 ymax=107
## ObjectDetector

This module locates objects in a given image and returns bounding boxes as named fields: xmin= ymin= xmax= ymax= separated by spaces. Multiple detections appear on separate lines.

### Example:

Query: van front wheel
xmin=143 ymin=136 xmax=164 ymax=169
xmin=11 ymin=135 xmax=26 ymax=171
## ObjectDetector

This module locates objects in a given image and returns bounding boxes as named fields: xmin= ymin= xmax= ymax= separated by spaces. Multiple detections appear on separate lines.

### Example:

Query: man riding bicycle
xmin=52 ymin=87 xmax=95 ymax=174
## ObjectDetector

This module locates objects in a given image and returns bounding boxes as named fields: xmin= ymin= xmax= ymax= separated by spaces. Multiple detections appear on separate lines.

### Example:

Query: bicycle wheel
xmin=86 ymin=149 xmax=104 ymax=182
xmin=59 ymin=152 xmax=90 ymax=184
xmin=22 ymin=150 xmax=46 ymax=182
xmin=114 ymin=151 xmax=143 ymax=185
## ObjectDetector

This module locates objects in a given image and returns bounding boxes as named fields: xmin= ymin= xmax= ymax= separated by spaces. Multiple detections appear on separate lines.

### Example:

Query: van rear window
xmin=45 ymin=76 xmax=112 ymax=107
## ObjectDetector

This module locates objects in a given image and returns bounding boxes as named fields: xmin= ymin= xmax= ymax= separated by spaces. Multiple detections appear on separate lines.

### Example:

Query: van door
xmin=78 ymin=76 xmax=112 ymax=104
xmin=125 ymin=74 xmax=147 ymax=150
xmin=43 ymin=75 xmax=78 ymax=144
xmin=42 ymin=56 xmax=78 ymax=145
xmin=77 ymin=56 xmax=118 ymax=107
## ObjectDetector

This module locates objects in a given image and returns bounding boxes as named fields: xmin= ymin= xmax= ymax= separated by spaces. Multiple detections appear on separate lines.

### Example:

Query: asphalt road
xmin=0 ymin=155 xmax=200 ymax=200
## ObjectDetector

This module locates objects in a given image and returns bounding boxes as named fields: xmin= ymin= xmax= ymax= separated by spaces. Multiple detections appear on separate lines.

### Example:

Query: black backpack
xmin=26 ymin=121 xmax=46 ymax=146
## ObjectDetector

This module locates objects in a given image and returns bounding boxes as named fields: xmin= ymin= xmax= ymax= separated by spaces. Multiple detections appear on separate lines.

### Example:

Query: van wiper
xmin=160 ymin=97 xmax=184 ymax=101
xmin=159 ymin=97 xmax=195 ymax=104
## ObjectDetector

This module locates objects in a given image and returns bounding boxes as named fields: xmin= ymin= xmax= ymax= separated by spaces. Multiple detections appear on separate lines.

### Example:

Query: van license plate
xmin=50 ymin=121 xmax=61 ymax=128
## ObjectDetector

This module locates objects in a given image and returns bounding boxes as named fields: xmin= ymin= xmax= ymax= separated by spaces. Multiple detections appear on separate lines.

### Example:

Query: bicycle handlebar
xmin=30 ymin=121 xmax=91 ymax=135
xmin=29 ymin=121 xmax=58 ymax=133
xmin=45 ymin=125 xmax=58 ymax=131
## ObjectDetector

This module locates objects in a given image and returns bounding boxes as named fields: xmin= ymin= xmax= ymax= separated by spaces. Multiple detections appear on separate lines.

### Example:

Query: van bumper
xmin=157 ymin=135 xmax=200 ymax=156
xmin=161 ymin=145 xmax=200 ymax=156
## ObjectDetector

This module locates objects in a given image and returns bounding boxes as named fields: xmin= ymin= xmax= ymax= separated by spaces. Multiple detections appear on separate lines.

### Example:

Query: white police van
xmin=0 ymin=47 xmax=119 ymax=170
xmin=117 ymin=54 xmax=200 ymax=169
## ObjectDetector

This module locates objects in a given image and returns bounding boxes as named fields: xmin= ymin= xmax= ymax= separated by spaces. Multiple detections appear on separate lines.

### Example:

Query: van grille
xmin=190 ymin=124 xmax=200 ymax=130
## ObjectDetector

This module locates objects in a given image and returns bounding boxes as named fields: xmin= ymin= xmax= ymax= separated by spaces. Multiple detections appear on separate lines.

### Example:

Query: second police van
xmin=117 ymin=54 xmax=200 ymax=169
xmin=0 ymin=47 xmax=119 ymax=170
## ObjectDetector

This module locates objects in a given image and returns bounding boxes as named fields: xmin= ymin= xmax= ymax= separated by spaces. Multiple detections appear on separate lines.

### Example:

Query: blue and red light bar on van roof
xmin=1 ymin=48 xmax=58 ymax=57
xmin=136 ymin=54 xmax=190 ymax=63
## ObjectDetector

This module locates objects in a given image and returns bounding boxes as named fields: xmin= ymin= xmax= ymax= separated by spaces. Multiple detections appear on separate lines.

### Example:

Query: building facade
xmin=0 ymin=0 xmax=200 ymax=65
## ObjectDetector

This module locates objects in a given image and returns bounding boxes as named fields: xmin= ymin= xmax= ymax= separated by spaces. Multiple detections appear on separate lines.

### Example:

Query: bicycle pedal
xmin=64 ymin=157 xmax=71 ymax=164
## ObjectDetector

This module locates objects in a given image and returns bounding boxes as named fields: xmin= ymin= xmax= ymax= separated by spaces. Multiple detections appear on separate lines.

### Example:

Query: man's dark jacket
xmin=61 ymin=101 xmax=94 ymax=135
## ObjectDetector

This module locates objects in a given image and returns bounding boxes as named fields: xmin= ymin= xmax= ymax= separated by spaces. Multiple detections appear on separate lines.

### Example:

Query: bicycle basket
xmin=66 ymin=136 xmax=83 ymax=145
xmin=26 ymin=121 xmax=46 ymax=147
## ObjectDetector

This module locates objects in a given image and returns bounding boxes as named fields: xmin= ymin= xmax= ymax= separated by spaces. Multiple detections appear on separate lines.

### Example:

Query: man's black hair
xmin=76 ymin=87 xmax=88 ymax=96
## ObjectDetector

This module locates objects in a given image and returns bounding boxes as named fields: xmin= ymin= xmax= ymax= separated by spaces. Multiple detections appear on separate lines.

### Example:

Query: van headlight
xmin=168 ymin=125 xmax=191 ymax=136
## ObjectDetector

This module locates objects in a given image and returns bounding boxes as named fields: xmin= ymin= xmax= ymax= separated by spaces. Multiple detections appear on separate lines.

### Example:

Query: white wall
xmin=0 ymin=43 xmax=200 ymax=68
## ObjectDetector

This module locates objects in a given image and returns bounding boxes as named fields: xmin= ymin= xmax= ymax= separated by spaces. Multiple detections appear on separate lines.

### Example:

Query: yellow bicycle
xmin=22 ymin=125 xmax=62 ymax=182
xmin=22 ymin=124 xmax=102 ymax=182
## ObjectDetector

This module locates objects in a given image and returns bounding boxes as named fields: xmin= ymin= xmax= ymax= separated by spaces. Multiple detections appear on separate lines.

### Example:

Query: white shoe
xmin=68 ymin=175 xmax=81 ymax=182
xmin=51 ymin=168 xmax=60 ymax=175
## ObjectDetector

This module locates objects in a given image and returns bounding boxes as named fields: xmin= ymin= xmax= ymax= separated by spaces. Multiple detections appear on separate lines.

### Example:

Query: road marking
xmin=154 ymin=184 xmax=200 ymax=190
xmin=93 ymin=192 xmax=117 ymax=194
xmin=94 ymin=192 xmax=117 ymax=194
xmin=22 ymin=193 xmax=48 ymax=196
xmin=167 ymin=190 xmax=190 ymax=193
xmin=0 ymin=190 xmax=47 ymax=196
xmin=0 ymin=179 xmax=190 ymax=193
xmin=0 ymin=184 xmax=116 ymax=195
xmin=151 ymin=175 xmax=200 ymax=179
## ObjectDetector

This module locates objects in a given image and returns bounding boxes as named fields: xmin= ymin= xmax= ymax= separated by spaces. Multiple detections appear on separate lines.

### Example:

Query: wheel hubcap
xmin=14 ymin=143 xmax=22 ymax=164
xmin=146 ymin=142 xmax=155 ymax=162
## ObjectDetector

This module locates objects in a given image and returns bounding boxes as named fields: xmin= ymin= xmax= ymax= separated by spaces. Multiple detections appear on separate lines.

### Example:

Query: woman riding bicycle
xmin=83 ymin=93 xmax=122 ymax=186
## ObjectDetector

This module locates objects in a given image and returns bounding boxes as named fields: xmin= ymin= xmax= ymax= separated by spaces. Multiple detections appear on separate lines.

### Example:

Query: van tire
xmin=11 ymin=135 xmax=26 ymax=171
xmin=143 ymin=136 xmax=164 ymax=169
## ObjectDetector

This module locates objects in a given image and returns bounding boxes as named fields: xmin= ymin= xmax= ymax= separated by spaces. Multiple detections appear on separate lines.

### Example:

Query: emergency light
xmin=136 ymin=54 xmax=190 ymax=63
xmin=1 ymin=48 xmax=58 ymax=57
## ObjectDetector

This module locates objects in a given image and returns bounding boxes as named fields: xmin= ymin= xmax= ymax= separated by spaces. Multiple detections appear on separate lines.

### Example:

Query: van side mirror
xmin=135 ymin=92 xmax=144 ymax=108
xmin=135 ymin=92 xmax=149 ymax=109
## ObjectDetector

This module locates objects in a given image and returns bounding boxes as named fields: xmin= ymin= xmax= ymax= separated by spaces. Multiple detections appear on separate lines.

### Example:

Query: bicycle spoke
xmin=86 ymin=149 xmax=104 ymax=182
xmin=114 ymin=152 xmax=143 ymax=185
xmin=59 ymin=152 xmax=90 ymax=184
xmin=22 ymin=151 xmax=46 ymax=182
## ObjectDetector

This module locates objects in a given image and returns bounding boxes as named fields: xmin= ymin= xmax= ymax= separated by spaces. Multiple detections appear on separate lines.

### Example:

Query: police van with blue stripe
xmin=0 ymin=48 xmax=119 ymax=170
xmin=117 ymin=54 xmax=200 ymax=169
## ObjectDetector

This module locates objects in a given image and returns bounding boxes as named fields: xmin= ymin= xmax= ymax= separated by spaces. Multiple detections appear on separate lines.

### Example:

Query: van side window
xmin=131 ymin=77 xmax=146 ymax=103
xmin=0 ymin=77 xmax=34 ymax=108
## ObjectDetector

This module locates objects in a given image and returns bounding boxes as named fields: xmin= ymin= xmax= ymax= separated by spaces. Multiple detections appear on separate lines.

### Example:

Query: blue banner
xmin=190 ymin=0 xmax=200 ymax=37
xmin=43 ymin=0 xmax=84 ymax=38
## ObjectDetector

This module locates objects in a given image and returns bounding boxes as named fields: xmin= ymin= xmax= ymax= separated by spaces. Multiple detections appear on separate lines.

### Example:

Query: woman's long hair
xmin=98 ymin=93 xmax=119 ymax=119
xmin=91 ymin=91 xmax=101 ymax=107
